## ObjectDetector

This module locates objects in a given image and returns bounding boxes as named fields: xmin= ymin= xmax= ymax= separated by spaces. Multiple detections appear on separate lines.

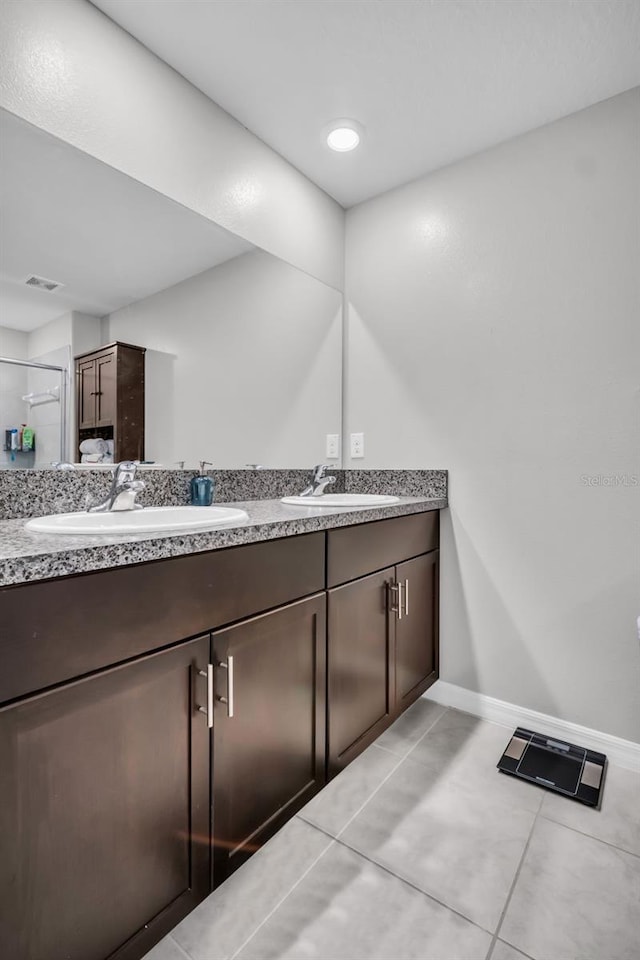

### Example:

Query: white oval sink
xmin=26 ymin=505 xmax=249 ymax=536
xmin=281 ymin=493 xmax=400 ymax=508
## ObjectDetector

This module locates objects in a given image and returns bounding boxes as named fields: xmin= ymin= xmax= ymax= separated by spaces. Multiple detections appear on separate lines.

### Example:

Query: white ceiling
xmin=92 ymin=0 xmax=640 ymax=207
xmin=0 ymin=110 xmax=253 ymax=332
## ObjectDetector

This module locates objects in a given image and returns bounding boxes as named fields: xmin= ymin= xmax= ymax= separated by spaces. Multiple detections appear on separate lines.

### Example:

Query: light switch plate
xmin=325 ymin=434 xmax=340 ymax=459
xmin=350 ymin=432 xmax=364 ymax=458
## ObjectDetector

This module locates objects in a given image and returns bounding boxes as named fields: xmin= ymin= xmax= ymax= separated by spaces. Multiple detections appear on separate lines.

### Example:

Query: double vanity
xmin=0 ymin=468 xmax=446 ymax=960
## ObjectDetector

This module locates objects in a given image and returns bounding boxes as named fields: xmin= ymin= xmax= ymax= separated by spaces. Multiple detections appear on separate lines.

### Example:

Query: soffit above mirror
xmin=0 ymin=110 xmax=254 ymax=332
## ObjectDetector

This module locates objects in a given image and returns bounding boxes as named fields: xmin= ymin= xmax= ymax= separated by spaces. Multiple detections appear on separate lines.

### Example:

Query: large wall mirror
xmin=0 ymin=109 xmax=342 ymax=470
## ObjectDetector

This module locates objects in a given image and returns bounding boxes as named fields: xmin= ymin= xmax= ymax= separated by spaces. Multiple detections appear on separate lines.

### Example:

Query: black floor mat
xmin=497 ymin=726 xmax=606 ymax=807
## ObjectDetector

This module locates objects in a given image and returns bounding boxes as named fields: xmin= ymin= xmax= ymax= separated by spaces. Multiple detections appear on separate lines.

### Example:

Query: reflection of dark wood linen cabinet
xmin=327 ymin=513 xmax=439 ymax=777
xmin=212 ymin=594 xmax=327 ymax=886
xmin=0 ymin=637 xmax=210 ymax=960
xmin=75 ymin=341 xmax=145 ymax=461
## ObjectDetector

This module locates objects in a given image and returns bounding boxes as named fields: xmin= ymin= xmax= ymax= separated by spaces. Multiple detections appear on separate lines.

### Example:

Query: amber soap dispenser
xmin=190 ymin=461 xmax=214 ymax=506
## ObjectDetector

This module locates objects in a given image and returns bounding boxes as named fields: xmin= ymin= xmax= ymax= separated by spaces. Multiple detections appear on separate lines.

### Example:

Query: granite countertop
xmin=0 ymin=496 xmax=447 ymax=587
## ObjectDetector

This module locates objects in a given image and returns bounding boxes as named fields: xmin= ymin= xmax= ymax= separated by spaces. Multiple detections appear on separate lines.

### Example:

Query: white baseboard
xmin=424 ymin=680 xmax=640 ymax=772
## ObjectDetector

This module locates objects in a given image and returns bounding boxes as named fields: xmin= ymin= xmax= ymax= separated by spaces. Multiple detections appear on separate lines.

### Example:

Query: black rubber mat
xmin=497 ymin=726 xmax=606 ymax=808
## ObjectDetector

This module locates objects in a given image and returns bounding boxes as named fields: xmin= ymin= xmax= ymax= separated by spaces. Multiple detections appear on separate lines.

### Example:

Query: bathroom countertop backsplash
xmin=0 ymin=468 xmax=447 ymax=520
xmin=0 ymin=493 xmax=448 ymax=586
xmin=0 ymin=468 xmax=448 ymax=586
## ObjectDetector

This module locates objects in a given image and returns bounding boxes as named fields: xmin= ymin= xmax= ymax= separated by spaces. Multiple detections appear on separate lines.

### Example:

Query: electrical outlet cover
xmin=326 ymin=434 xmax=340 ymax=459
xmin=350 ymin=432 xmax=364 ymax=458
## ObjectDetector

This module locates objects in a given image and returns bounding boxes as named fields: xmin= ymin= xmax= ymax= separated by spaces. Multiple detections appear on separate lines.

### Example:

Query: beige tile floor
xmin=145 ymin=700 xmax=640 ymax=960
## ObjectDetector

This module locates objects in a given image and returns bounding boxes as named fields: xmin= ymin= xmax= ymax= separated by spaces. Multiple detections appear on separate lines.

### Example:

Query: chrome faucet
xmin=88 ymin=461 xmax=145 ymax=513
xmin=299 ymin=463 xmax=337 ymax=498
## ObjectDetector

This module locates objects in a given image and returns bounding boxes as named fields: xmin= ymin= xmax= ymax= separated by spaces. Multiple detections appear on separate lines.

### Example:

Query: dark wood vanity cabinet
xmin=327 ymin=512 xmax=440 ymax=776
xmin=0 ymin=636 xmax=210 ymax=960
xmin=0 ymin=510 xmax=440 ymax=960
xmin=395 ymin=551 xmax=439 ymax=712
xmin=328 ymin=569 xmax=395 ymax=773
xmin=75 ymin=341 xmax=145 ymax=462
xmin=212 ymin=594 xmax=326 ymax=886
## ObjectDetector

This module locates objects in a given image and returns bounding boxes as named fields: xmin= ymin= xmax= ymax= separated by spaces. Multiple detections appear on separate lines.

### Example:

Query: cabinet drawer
xmin=327 ymin=512 xmax=439 ymax=587
xmin=0 ymin=532 xmax=325 ymax=703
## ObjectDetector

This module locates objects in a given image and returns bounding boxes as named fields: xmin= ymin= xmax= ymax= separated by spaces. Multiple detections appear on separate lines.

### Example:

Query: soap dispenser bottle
xmin=190 ymin=461 xmax=214 ymax=506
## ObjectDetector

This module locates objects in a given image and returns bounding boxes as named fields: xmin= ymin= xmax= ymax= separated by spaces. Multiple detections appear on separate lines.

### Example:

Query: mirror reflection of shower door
xmin=0 ymin=357 xmax=68 ymax=468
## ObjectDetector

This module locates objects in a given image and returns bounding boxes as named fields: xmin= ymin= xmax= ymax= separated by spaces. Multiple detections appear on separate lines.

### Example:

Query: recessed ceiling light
xmin=325 ymin=120 xmax=363 ymax=152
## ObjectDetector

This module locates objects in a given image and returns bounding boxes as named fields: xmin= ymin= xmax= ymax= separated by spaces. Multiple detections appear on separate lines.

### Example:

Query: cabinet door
xmin=95 ymin=350 xmax=116 ymax=426
xmin=77 ymin=357 xmax=97 ymax=428
xmin=212 ymin=594 xmax=326 ymax=885
xmin=327 ymin=568 xmax=395 ymax=777
xmin=0 ymin=636 xmax=210 ymax=960
xmin=395 ymin=551 xmax=439 ymax=712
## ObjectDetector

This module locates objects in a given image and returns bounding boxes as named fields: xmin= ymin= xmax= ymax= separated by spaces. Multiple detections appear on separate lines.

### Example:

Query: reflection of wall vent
xmin=25 ymin=275 xmax=64 ymax=292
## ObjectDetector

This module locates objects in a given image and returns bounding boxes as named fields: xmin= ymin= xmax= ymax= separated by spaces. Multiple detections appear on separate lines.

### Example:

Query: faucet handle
xmin=113 ymin=460 xmax=138 ymax=483
xmin=311 ymin=463 xmax=329 ymax=481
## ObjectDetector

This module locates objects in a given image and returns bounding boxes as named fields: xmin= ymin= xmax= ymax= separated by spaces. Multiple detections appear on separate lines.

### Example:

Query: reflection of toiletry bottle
xmin=22 ymin=426 xmax=34 ymax=451
xmin=190 ymin=461 xmax=214 ymax=506
xmin=19 ymin=424 xmax=25 ymax=450
xmin=9 ymin=428 xmax=18 ymax=460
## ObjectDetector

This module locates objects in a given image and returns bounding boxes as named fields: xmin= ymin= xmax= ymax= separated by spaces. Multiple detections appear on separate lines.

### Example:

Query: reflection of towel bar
xmin=22 ymin=385 xmax=60 ymax=406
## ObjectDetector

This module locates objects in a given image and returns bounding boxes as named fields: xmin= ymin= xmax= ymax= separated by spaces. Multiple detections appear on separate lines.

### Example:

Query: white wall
xmin=105 ymin=250 xmax=342 ymax=468
xmin=72 ymin=313 xmax=102 ymax=360
xmin=0 ymin=325 xmax=27 ymax=359
xmin=0 ymin=0 xmax=344 ymax=291
xmin=27 ymin=313 xmax=73 ymax=360
xmin=345 ymin=89 xmax=640 ymax=742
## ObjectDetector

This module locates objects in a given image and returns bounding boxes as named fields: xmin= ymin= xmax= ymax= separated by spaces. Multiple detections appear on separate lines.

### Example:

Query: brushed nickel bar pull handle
xmin=397 ymin=580 xmax=403 ymax=620
xmin=387 ymin=581 xmax=398 ymax=614
xmin=197 ymin=665 xmax=213 ymax=728
xmin=227 ymin=655 xmax=234 ymax=718
xmin=217 ymin=657 xmax=234 ymax=718
xmin=405 ymin=578 xmax=409 ymax=617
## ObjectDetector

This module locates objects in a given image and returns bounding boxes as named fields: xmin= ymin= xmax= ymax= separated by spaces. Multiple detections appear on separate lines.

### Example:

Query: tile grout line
xmin=373 ymin=702 xmax=448 ymax=760
xmin=537 ymin=812 xmax=640 ymax=859
xmin=484 ymin=795 xmax=544 ymax=960
xmin=372 ymin=740 xmax=410 ymax=758
xmin=332 ymin=749 xmax=405 ymax=839
xmin=164 ymin=933 xmax=194 ymax=960
xmin=487 ymin=937 xmax=536 ymax=960
xmin=334 ymin=706 xmax=451 ymax=840
xmin=296 ymin=814 xmax=337 ymax=842
xmin=406 ymin=702 xmax=451 ymax=749
xmin=332 ymin=831 xmax=494 ymax=937
xmin=227 ymin=823 xmax=336 ymax=960
xmin=227 ymin=707 xmax=451 ymax=959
